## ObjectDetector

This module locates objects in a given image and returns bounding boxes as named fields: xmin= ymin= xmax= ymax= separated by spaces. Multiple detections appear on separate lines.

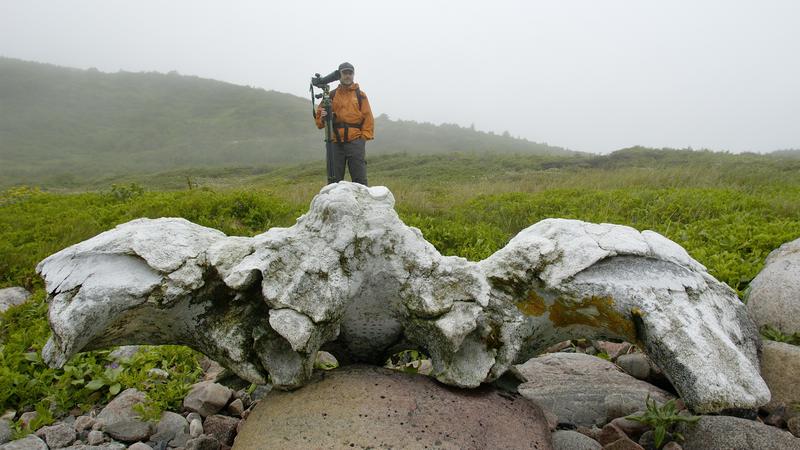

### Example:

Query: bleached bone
xmin=37 ymin=182 xmax=769 ymax=413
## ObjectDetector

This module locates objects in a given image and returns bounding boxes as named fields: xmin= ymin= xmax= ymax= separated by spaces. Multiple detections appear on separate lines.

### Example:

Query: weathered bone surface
xmin=37 ymin=182 xmax=769 ymax=413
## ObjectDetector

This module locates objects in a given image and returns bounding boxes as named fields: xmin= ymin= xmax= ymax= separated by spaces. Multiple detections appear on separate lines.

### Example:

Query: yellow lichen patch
xmin=548 ymin=295 xmax=638 ymax=343
xmin=515 ymin=290 xmax=547 ymax=317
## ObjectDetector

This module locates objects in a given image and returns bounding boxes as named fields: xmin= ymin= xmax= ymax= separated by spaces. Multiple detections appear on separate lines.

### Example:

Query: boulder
xmin=234 ymin=364 xmax=552 ymax=449
xmin=746 ymin=237 xmax=800 ymax=334
xmin=37 ymin=182 xmax=769 ymax=413
xmin=551 ymin=430 xmax=601 ymax=450
xmin=185 ymin=435 xmax=220 ymax=450
xmin=512 ymin=353 xmax=674 ymax=427
xmin=676 ymin=415 xmax=800 ymax=449
xmin=0 ymin=287 xmax=30 ymax=313
xmin=760 ymin=339 xmax=800 ymax=408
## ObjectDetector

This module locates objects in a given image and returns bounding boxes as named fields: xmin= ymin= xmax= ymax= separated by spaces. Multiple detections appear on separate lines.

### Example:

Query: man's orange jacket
xmin=315 ymin=83 xmax=374 ymax=142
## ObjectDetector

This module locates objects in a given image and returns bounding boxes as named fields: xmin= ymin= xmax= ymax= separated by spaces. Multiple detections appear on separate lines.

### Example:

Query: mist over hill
xmin=0 ymin=57 xmax=574 ymax=185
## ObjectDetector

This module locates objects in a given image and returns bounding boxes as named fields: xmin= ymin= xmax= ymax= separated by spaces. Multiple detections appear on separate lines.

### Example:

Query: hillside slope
xmin=0 ymin=57 xmax=573 ymax=185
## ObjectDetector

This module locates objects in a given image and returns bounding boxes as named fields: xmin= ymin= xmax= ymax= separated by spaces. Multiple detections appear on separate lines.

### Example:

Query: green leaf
xmin=85 ymin=379 xmax=105 ymax=391
xmin=109 ymin=383 xmax=121 ymax=395
xmin=654 ymin=425 xmax=666 ymax=448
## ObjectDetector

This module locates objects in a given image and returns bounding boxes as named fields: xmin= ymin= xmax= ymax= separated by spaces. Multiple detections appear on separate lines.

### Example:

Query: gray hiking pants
xmin=326 ymin=138 xmax=368 ymax=186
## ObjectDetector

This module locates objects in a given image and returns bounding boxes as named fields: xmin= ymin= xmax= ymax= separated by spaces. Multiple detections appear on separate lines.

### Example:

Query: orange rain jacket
xmin=315 ymin=82 xmax=375 ymax=143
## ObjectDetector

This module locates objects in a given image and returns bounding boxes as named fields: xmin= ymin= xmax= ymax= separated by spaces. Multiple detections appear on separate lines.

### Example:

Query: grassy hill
xmin=0 ymin=57 xmax=573 ymax=187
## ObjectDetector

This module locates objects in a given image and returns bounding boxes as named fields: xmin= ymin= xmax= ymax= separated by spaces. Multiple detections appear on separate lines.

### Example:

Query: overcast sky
xmin=1 ymin=0 xmax=798 ymax=153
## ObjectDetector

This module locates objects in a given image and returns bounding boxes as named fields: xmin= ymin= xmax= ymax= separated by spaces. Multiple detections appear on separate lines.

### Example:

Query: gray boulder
xmin=235 ymin=364 xmax=552 ymax=450
xmin=37 ymin=182 xmax=769 ymax=412
xmin=746 ymin=237 xmax=800 ymax=334
xmin=0 ymin=287 xmax=30 ymax=313
xmin=676 ymin=415 xmax=800 ymax=449
xmin=513 ymin=353 xmax=674 ymax=427
xmin=760 ymin=340 xmax=800 ymax=408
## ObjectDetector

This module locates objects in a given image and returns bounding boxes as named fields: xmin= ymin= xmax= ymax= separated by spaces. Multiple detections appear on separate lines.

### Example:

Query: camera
xmin=311 ymin=70 xmax=341 ymax=88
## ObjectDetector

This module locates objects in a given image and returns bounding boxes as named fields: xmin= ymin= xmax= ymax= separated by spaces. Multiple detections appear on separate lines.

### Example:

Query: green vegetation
xmin=626 ymin=395 xmax=700 ymax=449
xmin=760 ymin=325 xmax=800 ymax=346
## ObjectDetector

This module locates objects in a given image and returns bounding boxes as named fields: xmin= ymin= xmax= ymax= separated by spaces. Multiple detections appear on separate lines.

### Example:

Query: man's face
xmin=340 ymin=69 xmax=354 ymax=85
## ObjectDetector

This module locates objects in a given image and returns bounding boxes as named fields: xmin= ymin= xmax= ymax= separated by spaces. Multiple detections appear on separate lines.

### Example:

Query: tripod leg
xmin=326 ymin=141 xmax=335 ymax=184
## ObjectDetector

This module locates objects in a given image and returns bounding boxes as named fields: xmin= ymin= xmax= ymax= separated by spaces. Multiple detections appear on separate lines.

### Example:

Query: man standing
xmin=315 ymin=62 xmax=374 ymax=186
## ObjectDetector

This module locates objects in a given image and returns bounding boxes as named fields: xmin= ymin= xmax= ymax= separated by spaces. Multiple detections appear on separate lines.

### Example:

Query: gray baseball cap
xmin=338 ymin=62 xmax=355 ymax=72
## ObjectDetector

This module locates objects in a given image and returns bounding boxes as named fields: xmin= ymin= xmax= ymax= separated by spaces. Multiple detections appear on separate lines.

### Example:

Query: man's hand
xmin=319 ymin=109 xmax=328 ymax=118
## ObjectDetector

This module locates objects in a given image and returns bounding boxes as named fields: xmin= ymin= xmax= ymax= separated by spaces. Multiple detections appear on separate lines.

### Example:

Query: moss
xmin=515 ymin=290 xmax=547 ymax=317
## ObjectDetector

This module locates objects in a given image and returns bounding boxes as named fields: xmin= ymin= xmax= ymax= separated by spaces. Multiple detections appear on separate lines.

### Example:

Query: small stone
xmin=18 ymin=411 xmax=38 ymax=429
xmin=185 ymin=434 xmax=221 ymax=450
xmin=610 ymin=416 xmax=649 ymax=439
xmin=0 ymin=419 xmax=12 ymax=445
xmin=605 ymin=436 xmax=645 ymax=450
xmin=226 ymin=399 xmax=244 ymax=417
xmin=92 ymin=419 xmax=105 ymax=431
xmin=0 ymin=434 xmax=47 ymax=450
xmin=87 ymin=429 xmax=105 ymax=445
xmin=638 ymin=430 xmax=655 ymax=449
xmin=765 ymin=412 xmax=787 ymax=428
xmin=585 ymin=346 xmax=598 ymax=355
xmin=314 ymin=351 xmax=339 ymax=370
xmin=597 ymin=423 xmax=627 ymax=446
xmin=103 ymin=419 xmax=151 ymax=442
xmin=183 ymin=382 xmax=233 ymax=418
xmin=551 ymin=430 xmax=602 ymax=450
xmin=200 ymin=357 xmax=226 ymax=382
xmin=150 ymin=411 xmax=189 ymax=444
xmin=202 ymin=415 xmax=239 ymax=446
xmin=40 ymin=422 xmax=77 ymax=448
xmin=616 ymin=353 xmax=651 ymax=380
xmin=74 ymin=415 xmax=96 ymax=432
xmin=127 ymin=442 xmax=153 ymax=450
xmin=190 ymin=418 xmax=203 ymax=438
xmin=0 ymin=412 xmax=15 ymax=421
xmin=661 ymin=442 xmax=682 ymax=450
xmin=576 ymin=425 xmax=602 ymax=441
xmin=186 ymin=412 xmax=202 ymax=424
xmin=593 ymin=341 xmax=633 ymax=360
xmin=787 ymin=416 xmax=800 ymax=437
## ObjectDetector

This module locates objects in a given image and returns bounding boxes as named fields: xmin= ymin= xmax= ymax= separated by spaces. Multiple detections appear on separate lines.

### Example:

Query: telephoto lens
xmin=311 ymin=69 xmax=341 ymax=87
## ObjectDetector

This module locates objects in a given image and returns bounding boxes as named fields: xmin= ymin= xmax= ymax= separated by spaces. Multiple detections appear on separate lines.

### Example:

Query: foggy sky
xmin=1 ymin=0 xmax=798 ymax=154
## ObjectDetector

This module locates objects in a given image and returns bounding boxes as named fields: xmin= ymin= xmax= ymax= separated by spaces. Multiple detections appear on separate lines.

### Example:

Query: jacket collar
xmin=338 ymin=82 xmax=359 ymax=91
